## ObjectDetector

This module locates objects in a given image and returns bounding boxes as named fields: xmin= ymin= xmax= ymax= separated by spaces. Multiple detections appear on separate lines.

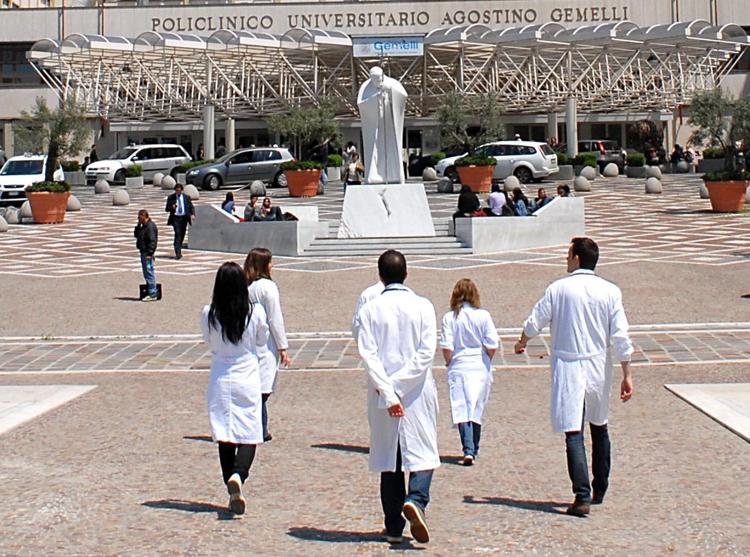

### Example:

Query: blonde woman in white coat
xmin=244 ymin=247 xmax=291 ymax=442
xmin=440 ymin=278 xmax=499 ymax=466
xmin=200 ymin=262 xmax=269 ymax=515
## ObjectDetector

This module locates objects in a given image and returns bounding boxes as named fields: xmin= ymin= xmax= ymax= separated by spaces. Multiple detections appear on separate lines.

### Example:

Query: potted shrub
xmin=62 ymin=160 xmax=85 ymax=186
xmin=281 ymin=160 xmax=323 ymax=197
xmin=573 ymin=153 xmax=598 ymax=176
xmin=689 ymin=89 xmax=750 ymax=213
xmin=327 ymin=154 xmax=343 ymax=182
xmin=125 ymin=164 xmax=144 ymax=189
xmin=25 ymin=180 xmax=71 ymax=224
xmin=626 ymin=153 xmax=646 ymax=178
xmin=555 ymin=152 xmax=574 ymax=180
xmin=430 ymin=151 xmax=446 ymax=167
xmin=697 ymin=146 xmax=726 ymax=173
xmin=455 ymin=154 xmax=497 ymax=193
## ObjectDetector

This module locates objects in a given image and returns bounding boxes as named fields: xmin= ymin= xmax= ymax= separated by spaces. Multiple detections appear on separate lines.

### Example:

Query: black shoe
xmin=263 ymin=433 xmax=273 ymax=442
xmin=592 ymin=492 xmax=605 ymax=505
xmin=565 ymin=498 xmax=591 ymax=517
xmin=402 ymin=501 xmax=430 ymax=543
xmin=175 ymin=253 xmax=182 ymax=260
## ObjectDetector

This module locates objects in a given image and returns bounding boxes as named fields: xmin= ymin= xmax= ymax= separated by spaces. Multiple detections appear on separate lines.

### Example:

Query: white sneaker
xmin=463 ymin=455 xmax=475 ymax=466
xmin=227 ymin=473 xmax=246 ymax=515
xmin=141 ymin=295 xmax=157 ymax=302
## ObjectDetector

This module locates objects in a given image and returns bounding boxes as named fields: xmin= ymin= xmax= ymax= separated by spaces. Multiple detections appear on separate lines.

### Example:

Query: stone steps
xmin=301 ymin=234 xmax=470 ymax=257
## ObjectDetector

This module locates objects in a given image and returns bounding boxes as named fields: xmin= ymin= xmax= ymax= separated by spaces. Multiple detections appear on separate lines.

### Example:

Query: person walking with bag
xmin=201 ymin=262 xmax=269 ymax=515
xmin=244 ymin=248 xmax=291 ymax=442
xmin=134 ymin=209 xmax=158 ymax=302
xmin=440 ymin=279 xmax=498 ymax=465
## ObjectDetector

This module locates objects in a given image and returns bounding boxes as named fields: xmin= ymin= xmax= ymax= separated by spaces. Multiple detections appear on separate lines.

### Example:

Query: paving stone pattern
xmin=1 ymin=175 xmax=749 ymax=277
xmin=2 ymin=323 xmax=750 ymax=374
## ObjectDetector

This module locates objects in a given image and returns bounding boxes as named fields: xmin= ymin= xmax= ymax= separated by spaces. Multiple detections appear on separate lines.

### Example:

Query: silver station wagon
xmin=186 ymin=147 xmax=293 ymax=190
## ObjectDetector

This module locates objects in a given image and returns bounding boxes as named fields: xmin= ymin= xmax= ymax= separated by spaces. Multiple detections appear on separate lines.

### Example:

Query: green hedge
xmin=327 ymin=154 xmax=343 ymax=167
xmin=702 ymin=147 xmax=726 ymax=160
xmin=627 ymin=153 xmax=645 ymax=167
xmin=703 ymin=169 xmax=747 ymax=181
xmin=176 ymin=159 xmax=214 ymax=173
xmin=280 ymin=160 xmax=324 ymax=171
xmin=455 ymin=154 xmax=497 ymax=167
xmin=61 ymin=160 xmax=80 ymax=172
xmin=26 ymin=181 xmax=71 ymax=193
xmin=126 ymin=165 xmax=143 ymax=177
xmin=556 ymin=152 xmax=572 ymax=165
xmin=573 ymin=154 xmax=598 ymax=168
xmin=430 ymin=151 xmax=447 ymax=165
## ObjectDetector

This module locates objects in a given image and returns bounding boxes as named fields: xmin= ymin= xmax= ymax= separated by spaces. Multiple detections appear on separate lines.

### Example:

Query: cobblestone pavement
xmin=1 ymin=175 xmax=750 ymax=277
xmin=0 ymin=362 xmax=748 ymax=556
xmin=2 ymin=322 xmax=750 ymax=374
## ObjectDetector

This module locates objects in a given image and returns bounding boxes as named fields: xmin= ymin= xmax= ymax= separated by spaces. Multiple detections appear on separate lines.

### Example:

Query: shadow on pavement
xmin=463 ymin=495 xmax=568 ymax=515
xmin=311 ymin=443 xmax=464 ymax=466
xmin=142 ymin=499 xmax=235 ymax=520
xmin=183 ymin=435 xmax=213 ymax=442
xmin=114 ymin=296 xmax=142 ymax=302
xmin=287 ymin=527 xmax=424 ymax=550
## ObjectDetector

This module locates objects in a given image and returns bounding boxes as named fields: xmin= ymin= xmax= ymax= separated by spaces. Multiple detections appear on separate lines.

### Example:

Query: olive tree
xmin=15 ymin=97 xmax=91 ymax=183
xmin=436 ymin=91 xmax=505 ymax=152
xmin=267 ymin=98 xmax=341 ymax=160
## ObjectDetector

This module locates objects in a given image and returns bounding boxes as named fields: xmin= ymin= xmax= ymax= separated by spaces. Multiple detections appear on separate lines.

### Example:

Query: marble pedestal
xmin=337 ymin=183 xmax=435 ymax=238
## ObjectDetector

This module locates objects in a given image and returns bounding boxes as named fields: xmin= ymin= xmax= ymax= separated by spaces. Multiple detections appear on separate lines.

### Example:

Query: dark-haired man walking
xmin=165 ymin=183 xmax=194 ymax=259
xmin=515 ymin=237 xmax=634 ymax=517
xmin=356 ymin=250 xmax=439 ymax=545
xmin=134 ymin=209 xmax=158 ymax=302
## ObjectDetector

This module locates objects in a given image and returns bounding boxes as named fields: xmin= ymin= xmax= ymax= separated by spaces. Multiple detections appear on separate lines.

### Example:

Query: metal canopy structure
xmin=27 ymin=20 xmax=749 ymax=123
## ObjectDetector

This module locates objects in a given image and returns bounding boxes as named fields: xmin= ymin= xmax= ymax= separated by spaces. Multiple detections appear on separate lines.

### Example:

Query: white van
xmin=85 ymin=144 xmax=191 ymax=185
xmin=0 ymin=154 xmax=64 ymax=205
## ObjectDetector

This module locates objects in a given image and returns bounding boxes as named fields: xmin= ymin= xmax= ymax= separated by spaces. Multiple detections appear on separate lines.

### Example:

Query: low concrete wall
xmin=190 ymin=205 xmax=328 ymax=256
xmin=453 ymin=197 xmax=585 ymax=254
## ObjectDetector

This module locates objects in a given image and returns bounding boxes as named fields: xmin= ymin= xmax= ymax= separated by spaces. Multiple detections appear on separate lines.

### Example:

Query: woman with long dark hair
xmin=440 ymin=278 xmax=499 ymax=466
xmin=244 ymin=248 xmax=291 ymax=442
xmin=200 ymin=261 xmax=269 ymax=515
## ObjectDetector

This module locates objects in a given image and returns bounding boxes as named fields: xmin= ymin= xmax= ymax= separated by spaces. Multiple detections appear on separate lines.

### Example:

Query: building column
xmin=225 ymin=117 xmax=236 ymax=152
xmin=202 ymin=105 xmax=215 ymax=160
xmin=547 ymin=112 xmax=559 ymax=144
xmin=663 ymin=116 xmax=675 ymax=152
xmin=565 ymin=97 xmax=578 ymax=157
xmin=3 ymin=123 xmax=14 ymax=158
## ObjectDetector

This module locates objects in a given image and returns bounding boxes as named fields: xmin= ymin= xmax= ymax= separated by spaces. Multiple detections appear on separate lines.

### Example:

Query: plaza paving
xmin=0 ymin=174 xmax=749 ymax=555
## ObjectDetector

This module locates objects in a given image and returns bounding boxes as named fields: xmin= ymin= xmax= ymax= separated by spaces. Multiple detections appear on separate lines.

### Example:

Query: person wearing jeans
xmin=565 ymin=420 xmax=611 ymax=504
xmin=134 ymin=209 xmax=158 ymax=302
xmin=380 ymin=444 xmax=433 ymax=538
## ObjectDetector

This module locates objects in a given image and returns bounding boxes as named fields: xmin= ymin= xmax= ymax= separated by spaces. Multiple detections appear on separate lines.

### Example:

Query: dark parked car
xmin=559 ymin=140 xmax=626 ymax=170
xmin=186 ymin=147 xmax=293 ymax=190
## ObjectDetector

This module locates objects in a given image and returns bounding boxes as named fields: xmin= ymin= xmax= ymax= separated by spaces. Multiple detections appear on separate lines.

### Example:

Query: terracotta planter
xmin=705 ymin=180 xmax=748 ymax=213
xmin=26 ymin=191 xmax=71 ymax=224
xmin=286 ymin=169 xmax=320 ymax=197
xmin=456 ymin=165 xmax=494 ymax=193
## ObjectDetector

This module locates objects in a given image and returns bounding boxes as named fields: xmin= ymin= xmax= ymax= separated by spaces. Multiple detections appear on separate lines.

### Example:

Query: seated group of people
xmin=454 ymin=183 xmax=571 ymax=221
xmin=221 ymin=193 xmax=289 ymax=222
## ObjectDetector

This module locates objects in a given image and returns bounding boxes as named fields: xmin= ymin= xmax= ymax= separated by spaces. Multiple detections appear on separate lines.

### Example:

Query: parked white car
xmin=435 ymin=141 xmax=559 ymax=184
xmin=0 ymin=154 xmax=64 ymax=205
xmin=85 ymin=144 xmax=191 ymax=185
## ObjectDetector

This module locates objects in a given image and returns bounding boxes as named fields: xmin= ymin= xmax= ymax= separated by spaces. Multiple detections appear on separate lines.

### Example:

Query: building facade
xmin=1 ymin=0 xmax=749 ymax=160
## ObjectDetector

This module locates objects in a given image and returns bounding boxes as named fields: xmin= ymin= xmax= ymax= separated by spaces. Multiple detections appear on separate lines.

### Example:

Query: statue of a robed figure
xmin=357 ymin=66 xmax=407 ymax=185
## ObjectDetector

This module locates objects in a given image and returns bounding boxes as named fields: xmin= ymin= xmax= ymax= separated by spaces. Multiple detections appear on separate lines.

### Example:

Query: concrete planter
xmin=177 ymin=173 xmax=187 ymax=185
xmin=66 ymin=171 xmax=86 ymax=186
xmin=125 ymin=176 xmax=144 ymax=189
xmin=326 ymin=166 xmax=342 ymax=181
xmin=456 ymin=165 xmax=494 ymax=193
xmin=626 ymin=166 xmax=646 ymax=178
xmin=697 ymin=159 xmax=725 ymax=173
xmin=555 ymin=165 xmax=574 ymax=180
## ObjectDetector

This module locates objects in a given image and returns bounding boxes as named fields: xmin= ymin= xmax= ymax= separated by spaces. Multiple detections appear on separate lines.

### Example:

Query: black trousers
xmin=172 ymin=216 xmax=189 ymax=256
xmin=565 ymin=423 xmax=611 ymax=502
xmin=218 ymin=442 xmax=257 ymax=485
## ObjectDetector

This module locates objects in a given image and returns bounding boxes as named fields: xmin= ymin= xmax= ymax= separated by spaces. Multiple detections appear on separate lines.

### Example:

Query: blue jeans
xmin=261 ymin=393 xmax=270 ymax=438
xmin=380 ymin=444 xmax=434 ymax=536
xmin=320 ymin=168 xmax=328 ymax=186
xmin=458 ymin=422 xmax=482 ymax=457
xmin=565 ymin=423 xmax=611 ymax=502
xmin=140 ymin=254 xmax=156 ymax=295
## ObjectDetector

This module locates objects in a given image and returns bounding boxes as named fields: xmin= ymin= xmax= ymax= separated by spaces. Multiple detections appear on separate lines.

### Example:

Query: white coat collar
xmin=570 ymin=268 xmax=595 ymax=276
xmin=382 ymin=283 xmax=410 ymax=293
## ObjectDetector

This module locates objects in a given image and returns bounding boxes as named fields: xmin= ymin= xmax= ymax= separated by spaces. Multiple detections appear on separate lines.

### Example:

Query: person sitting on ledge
xmin=259 ymin=197 xmax=284 ymax=222
xmin=512 ymin=187 xmax=531 ymax=216
xmin=533 ymin=188 xmax=552 ymax=212
xmin=453 ymin=185 xmax=480 ymax=222
xmin=244 ymin=195 xmax=261 ymax=222
xmin=222 ymin=192 xmax=235 ymax=215
xmin=556 ymin=184 xmax=572 ymax=198
xmin=482 ymin=183 xmax=506 ymax=217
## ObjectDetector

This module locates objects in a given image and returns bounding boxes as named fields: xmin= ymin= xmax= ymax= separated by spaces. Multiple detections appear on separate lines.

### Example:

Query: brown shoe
xmin=565 ymin=498 xmax=591 ymax=517
xmin=402 ymin=501 xmax=430 ymax=543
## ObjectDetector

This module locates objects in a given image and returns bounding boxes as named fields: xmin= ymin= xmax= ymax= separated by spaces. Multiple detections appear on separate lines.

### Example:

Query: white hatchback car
xmin=85 ymin=144 xmax=191 ymax=185
xmin=435 ymin=141 xmax=559 ymax=184
xmin=0 ymin=154 xmax=64 ymax=205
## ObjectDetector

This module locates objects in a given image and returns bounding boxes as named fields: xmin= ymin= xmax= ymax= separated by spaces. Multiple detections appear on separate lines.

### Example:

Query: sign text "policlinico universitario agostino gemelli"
xmin=150 ymin=5 xmax=632 ymax=34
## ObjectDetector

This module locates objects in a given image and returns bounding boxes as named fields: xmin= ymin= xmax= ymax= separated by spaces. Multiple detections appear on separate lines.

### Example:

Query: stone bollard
xmin=95 ymin=179 xmax=110 ymax=194
xmin=645 ymin=177 xmax=662 ymax=194
xmin=67 ymin=194 xmax=82 ymax=212
xmin=5 ymin=207 xmax=20 ymax=224
xmin=422 ymin=167 xmax=438 ymax=181
xmin=602 ymin=163 xmax=619 ymax=177
xmin=574 ymin=176 xmax=591 ymax=192
xmin=20 ymin=201 xmax=33 ymax=219
xmin=112 ymin=189 xmax=130 ymax=206
xmin=580 ymin=166 xmax=597 ymax=181
xmin=645 ymin=166 xmax=662 ymax=179
xmin=249 ymin=180 xmax=266 ymax=197
xmin=699 ymin=183 xmax=710 ymax=199
xmin=676 ymin=161 xmax=690 ymax=173
xmin=503 ymin=175 xmax=520 ymax=193
xmin=0 ymin=215 xmax=8 ymax=232
xmin=184 ymin=184 xmax=200 ymax=201
xmin=437 ymin=177 xmax=454 ymax=193
xmin=161 ymin=175 xmax=176 ymax=190
xmin=152 ymin=172 xmax=165 ymax=187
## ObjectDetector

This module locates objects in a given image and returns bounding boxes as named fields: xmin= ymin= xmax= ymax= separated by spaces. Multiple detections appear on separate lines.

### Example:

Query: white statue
xmin=357 ymin=66 xmax=407 ymax=185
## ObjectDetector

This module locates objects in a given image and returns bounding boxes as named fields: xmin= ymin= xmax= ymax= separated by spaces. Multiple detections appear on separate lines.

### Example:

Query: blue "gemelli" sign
xmin=353 ymin=37 xmax=424 ymax=58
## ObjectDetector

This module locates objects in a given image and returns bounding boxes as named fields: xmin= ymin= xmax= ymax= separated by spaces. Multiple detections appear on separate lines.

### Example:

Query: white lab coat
xmin=523 ymin=269 xmax=633 ymax=433
xmin=351 ymin=281 xmax=384 ymax=338
xmin=247 ymin=278 xmax=289 ymax=393
xmin=201 ymin=303 xmax=269 ymax=444
xmin=357 ymin=284 xmax=440 ymax=473
xmin=440 ymin=304 xmax=499 ymax=425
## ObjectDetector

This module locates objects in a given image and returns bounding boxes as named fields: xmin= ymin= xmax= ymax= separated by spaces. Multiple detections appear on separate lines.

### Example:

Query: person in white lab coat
xmin=357 ymin=250 xmax=439 ymax=545
xmin=514 ymin=237 xmax=634 ymax=518
xmin=440 ymin=279 xmax=498 ymax=466
xmin=244 ymin=248 xmax=291 ymax=442
xmin=200 ymin=262 xmax=269 ymax=515
xmin=351 ymin=279 xmax=384 ymax=339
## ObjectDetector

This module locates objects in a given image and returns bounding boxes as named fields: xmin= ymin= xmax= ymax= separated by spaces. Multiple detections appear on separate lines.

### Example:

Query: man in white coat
xmin=351 ymin=279 xmax=384 ymax=339
xmin=514 ymin=237 xmax=634 ymax=517
xmin=356 ymin=250 xmax=439 ymax=545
